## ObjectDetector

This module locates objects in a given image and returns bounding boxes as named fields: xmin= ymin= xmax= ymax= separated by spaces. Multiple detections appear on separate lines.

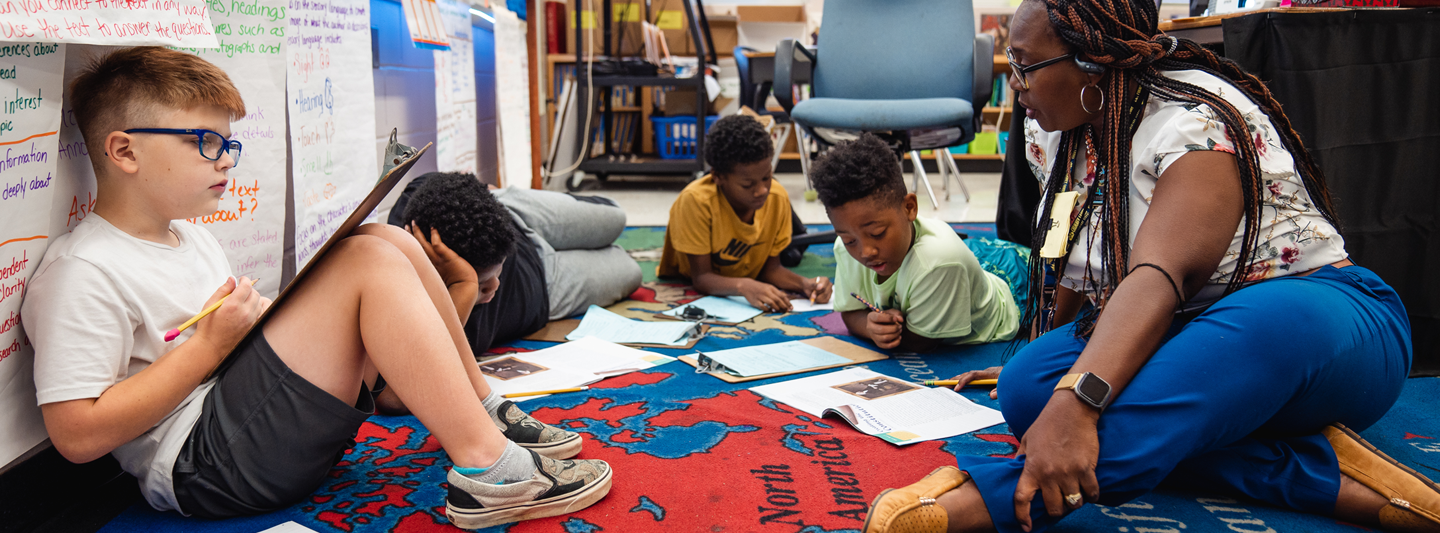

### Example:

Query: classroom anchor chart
xmin=172 ymin=0 xmax=287 ymax=297
xmin=287 ymin=0 xmax=375 ymax=269
xmin=0 ymin=43 xmax=64 ymax=468
xmin=0 ymin=0 xmax=218 ymax=47
xmin=432 ymin=0 xmax=475 ymax=175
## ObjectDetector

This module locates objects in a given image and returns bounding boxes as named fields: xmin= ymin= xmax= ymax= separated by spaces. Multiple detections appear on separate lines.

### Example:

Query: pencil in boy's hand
xmin=851 ymin=292 xmax=883 ymax=313
xmin=164 ymin=278 xmax=259 ymax=342
xmin=924 ymin=379 xmax=997 ymax=387
xmin=503 ymin=386 xmax=589 ymax=398
xmin=810 ymin=277 xmax=821 ymax=304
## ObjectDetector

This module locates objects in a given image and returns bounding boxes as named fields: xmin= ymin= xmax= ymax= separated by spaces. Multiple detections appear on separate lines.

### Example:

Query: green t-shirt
xmin=832 ymin=217 xmax=1019 ymax=345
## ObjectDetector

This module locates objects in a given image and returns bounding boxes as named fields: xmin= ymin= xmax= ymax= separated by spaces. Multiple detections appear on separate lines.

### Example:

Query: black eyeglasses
xmin=124 ymin=128 xmax=243 ymax=168
xmin=1006 ymin=47 xmax=1074 ymax=90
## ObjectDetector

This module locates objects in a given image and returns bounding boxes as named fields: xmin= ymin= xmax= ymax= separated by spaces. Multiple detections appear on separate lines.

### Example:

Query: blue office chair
xmin=775 ymin=0 xmax=994 ymax=207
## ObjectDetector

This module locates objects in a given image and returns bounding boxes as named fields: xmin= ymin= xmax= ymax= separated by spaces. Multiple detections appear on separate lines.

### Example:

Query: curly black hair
xmin=402 ymin=172 xmax=517 ymax=270
xmin=704 ymin=114 xmax=773 ymax=176
xmin=809 ymin=133 xmax=906 ymax=210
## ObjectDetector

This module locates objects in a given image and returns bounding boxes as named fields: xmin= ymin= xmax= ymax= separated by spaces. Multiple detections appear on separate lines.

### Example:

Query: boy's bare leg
xmin=349 ymin=224 xmax=494 ymax=400
xmin=262 ymin=225 xmax=503 ymax=468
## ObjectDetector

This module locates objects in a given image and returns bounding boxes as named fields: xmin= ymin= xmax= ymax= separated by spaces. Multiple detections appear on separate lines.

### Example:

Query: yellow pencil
xmin=924 ymin=379 xmax=997 ymax=387
xmin=164 ymin=278 xmax=259 ymax=342
xmin=503 ymin=386 xmax=590 ymax=398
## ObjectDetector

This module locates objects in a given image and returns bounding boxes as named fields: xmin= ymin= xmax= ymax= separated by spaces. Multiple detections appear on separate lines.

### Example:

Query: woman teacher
xmin=861 ymin=0 xmax=1430 ymax=532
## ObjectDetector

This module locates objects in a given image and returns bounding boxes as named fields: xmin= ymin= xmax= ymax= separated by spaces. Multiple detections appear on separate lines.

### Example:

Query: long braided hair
xmin=1018 ymin=0 xmax=1342 ymax=338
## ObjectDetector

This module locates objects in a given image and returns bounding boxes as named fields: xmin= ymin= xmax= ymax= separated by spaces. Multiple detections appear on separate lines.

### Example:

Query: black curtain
xmin=1225 ymin=9 xmax=1440 ymax=376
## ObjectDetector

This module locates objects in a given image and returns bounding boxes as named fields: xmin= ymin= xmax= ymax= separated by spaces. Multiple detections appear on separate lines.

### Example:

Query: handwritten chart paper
xmin=0 ymin=0 xmax=218 ymax=47
xmin=400 ymin=0 xmax=447 ymax=50
xmin=0 ymin=43 xmax=64 ymax=468
xmin=432 ymin=0 xmax=475 ymax=174
xmin=173 ymin=0 xmax=287 ymax=295
xmin=287 ymin=0 xmax=376 ymax=269
xmin=492 ymin=5 xmax=529 ymax=187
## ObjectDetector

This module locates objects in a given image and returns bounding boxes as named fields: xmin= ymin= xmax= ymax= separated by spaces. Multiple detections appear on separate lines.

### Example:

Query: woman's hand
xmin=951 ymin=366 xmax=1002 ymax=400
xmin=739 ymin=279 xmax=792 ymax=313
xmin=410 ymin=222 xmax=477 ymax=288
xmin=1013 ymin=394 xmax=1101 ymax=531
xmin=866 ymin=309 xmax=906 ymax=349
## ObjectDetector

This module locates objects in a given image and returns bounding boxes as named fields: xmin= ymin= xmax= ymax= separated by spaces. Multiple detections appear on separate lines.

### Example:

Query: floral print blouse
xmin=1024 ymin=69 xmax=1348 ymax=311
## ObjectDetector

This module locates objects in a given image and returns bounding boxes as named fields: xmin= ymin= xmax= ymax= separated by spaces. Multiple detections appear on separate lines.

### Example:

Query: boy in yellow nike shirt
xmin=657 ymin=115 xmax=832 ymax=312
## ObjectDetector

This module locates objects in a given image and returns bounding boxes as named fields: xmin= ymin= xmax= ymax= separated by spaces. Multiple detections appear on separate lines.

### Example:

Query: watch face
xmin=1075 ymin=374 xmax=1111 ymax=407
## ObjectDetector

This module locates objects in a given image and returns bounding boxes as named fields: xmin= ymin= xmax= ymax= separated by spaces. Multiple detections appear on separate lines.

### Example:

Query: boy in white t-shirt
xmin=814 ymin=134 xmax=1020 ymax=352
xmin=21 ymin=47 xmax=611 ymax=529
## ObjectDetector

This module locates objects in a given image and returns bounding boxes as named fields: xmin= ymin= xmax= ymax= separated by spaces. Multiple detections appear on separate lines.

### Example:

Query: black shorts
xmin=172 ymin=333 xmax=374 ymax=518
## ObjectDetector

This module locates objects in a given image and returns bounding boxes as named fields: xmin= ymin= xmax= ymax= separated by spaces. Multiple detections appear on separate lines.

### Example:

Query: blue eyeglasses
xmin=124 ymin=128 xmax=243 ymax=168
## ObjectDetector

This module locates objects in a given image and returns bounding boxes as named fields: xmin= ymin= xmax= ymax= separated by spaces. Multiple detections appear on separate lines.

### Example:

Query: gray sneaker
xmin=445 ymin=451 xmax=613 ymax=529
xmin=492 ymin=400 xmax=583 ymax=459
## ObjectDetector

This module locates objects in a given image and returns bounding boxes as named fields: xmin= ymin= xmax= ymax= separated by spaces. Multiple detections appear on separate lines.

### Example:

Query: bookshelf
xmin=542 ymin=54 xmax=1018 ymax=170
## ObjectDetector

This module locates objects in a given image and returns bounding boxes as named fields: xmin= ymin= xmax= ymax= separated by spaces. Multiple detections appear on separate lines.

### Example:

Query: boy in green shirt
xmin=814 ymin=134 xmax=1019 ymax=352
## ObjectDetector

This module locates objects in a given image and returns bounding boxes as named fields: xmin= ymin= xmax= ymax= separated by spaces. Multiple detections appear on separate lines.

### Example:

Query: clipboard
xmin=209 ymin=130 xmax=429 ymax=378
xmin=652 ymin=312 xmax=745 ymax=327
xmin=678 ymin=336 xmax=888 ymax=383
xmin=522 ymin=318 xmax=709 ymax=350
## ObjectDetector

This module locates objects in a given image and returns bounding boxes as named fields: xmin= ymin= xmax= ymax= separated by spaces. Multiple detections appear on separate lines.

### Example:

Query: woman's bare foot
xmin=1334 ymin=472 xmax=1389 ymax=527
xmin=935 ymin=481 xmax=996 ymax=533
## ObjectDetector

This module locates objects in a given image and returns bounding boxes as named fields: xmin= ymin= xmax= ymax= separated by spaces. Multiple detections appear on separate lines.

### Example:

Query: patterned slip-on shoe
xmin=1324 ymin=424 xmax=1440 ymax=532
xmin=862 ymin=466 xmax=970 ymax=533
xmin=493 ymin=399 xmax=583 ymax=459
xmin=445 ymin=450 xmax=613 ymax=530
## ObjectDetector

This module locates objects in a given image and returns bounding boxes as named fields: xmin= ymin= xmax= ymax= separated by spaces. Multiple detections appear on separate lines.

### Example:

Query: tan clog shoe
xmin=862 ymin=466 xmax=970 ymax=533
xmin=1324 ymin=424 xmax=1440 ymax=532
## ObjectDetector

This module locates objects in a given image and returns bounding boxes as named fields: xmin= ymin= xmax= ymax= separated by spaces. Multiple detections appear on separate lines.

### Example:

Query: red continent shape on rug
xmin=513 ymin=385 xmax=958 ymax=532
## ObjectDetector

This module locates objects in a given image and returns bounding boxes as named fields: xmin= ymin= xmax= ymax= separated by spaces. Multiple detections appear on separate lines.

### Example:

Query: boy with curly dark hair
xmin=813 ymin=134 xmax=1019 ymax=352
xmin=24 ymin=47 xmax=611 ymax=530
xmin=377 ymin=172 xmax=640 ymax=414
xmin=658 ymin=114 xmax=832 ymax=312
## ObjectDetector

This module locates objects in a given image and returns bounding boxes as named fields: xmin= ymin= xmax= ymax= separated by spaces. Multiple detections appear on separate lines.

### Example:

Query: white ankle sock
xmin=481 ymin=390 xmax=506 ymax=417
xmin=453 ymin=441 xmax=536 ymax=485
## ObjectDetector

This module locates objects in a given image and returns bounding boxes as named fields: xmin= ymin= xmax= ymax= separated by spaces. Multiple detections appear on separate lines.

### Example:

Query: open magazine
xmin=750 ymin=367 xmax=1005 ymax=445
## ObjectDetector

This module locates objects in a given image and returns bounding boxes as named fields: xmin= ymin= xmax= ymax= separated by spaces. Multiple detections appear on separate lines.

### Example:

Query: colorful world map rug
xmin=98 ymin=224 xmax=1440 ymax=533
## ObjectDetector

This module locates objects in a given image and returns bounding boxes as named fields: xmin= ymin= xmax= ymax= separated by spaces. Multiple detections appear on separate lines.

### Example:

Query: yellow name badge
xmin=1039 ymin=191 xmax=1081 ymax=259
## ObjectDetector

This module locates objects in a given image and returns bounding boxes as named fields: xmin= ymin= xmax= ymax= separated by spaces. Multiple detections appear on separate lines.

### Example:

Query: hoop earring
xmin=1080 ymin=84 xmax=1105 ymax=115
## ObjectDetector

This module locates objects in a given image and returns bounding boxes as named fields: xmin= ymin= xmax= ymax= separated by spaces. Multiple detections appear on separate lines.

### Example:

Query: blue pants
xmin=954 ymin=266 xmax=1412 ymax=533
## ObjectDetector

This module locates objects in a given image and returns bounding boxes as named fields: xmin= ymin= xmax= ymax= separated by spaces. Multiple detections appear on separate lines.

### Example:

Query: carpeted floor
xmin=97 ymin=224 xmax=1440 ymax=533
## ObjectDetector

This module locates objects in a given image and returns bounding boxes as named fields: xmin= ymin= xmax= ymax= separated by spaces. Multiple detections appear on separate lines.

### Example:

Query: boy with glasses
xmin=23 ymin=46 xmax=611 ymax=529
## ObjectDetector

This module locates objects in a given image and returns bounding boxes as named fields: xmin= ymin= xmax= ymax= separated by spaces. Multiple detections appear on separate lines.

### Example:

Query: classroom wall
xmin=0 ymin=1 xmax=504 ymax=473
xmin=370 ymin=0 xmax=499 ymax=222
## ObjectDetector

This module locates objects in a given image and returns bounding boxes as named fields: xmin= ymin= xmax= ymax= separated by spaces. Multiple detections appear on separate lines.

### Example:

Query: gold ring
xmin=1065 ymin=493 xmax=1083 ymax=506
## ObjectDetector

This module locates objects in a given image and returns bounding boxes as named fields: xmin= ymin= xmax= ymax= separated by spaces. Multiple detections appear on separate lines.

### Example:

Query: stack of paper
xmin=566 ymin=305 xmax=700 ymax=346
xmin=725 ymin=295 xmax=833 ymax=312
xmin=482 ymin=336 xmax=677 ymax=400
xmin=750 ymin=368 xmax=1005 ymax=445
xmin=696 ymin=340 xmax=851 ymax=377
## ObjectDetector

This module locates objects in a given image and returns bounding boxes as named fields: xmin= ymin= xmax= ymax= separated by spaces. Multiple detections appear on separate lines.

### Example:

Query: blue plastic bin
xmin=651 ymin=115 xmax=719 ymax=159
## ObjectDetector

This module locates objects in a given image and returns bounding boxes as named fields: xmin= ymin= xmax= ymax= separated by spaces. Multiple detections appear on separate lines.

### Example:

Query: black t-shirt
xmin=388 ymin=176 xmax=549 ymax=354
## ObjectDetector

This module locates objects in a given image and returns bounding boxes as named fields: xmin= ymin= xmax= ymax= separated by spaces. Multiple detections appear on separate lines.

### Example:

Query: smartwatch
xmin=1054 ymin=372 xmax=1112 ymax=410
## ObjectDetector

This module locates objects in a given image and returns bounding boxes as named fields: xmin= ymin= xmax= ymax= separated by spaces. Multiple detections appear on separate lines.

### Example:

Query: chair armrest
xmin=973 ymin=33 xmax=995 ymax=130
xmin=774 ymin=39 xmax=815 ymax=114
